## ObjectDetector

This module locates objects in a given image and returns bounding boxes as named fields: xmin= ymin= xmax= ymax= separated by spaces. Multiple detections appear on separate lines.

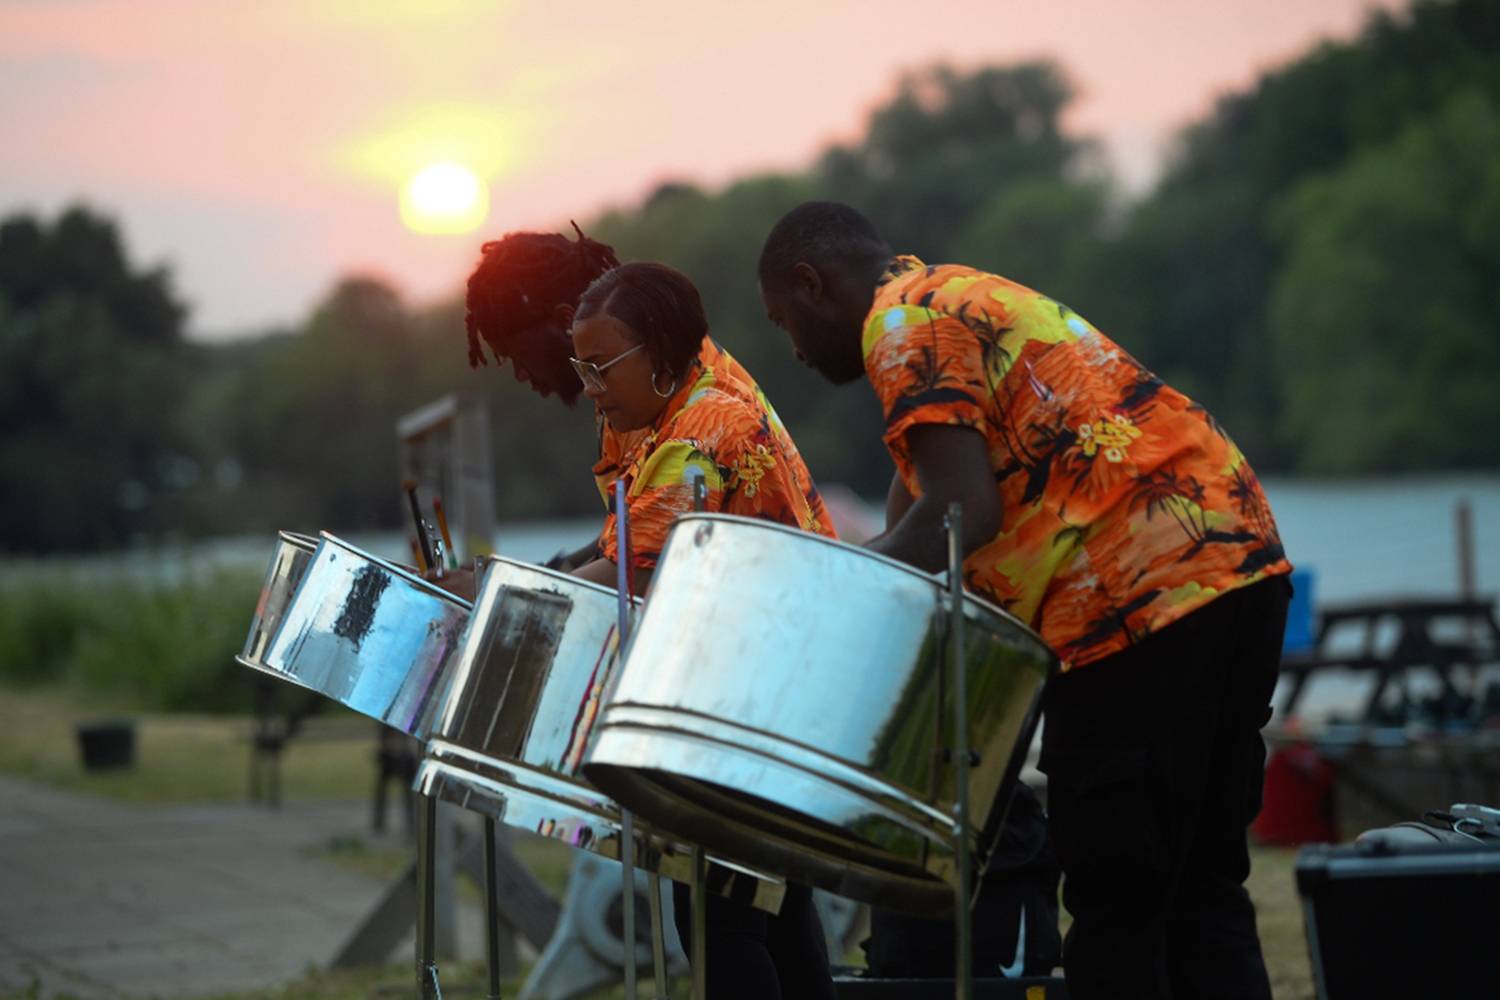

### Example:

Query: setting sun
xmin=399 ymin=161 xmax=489 ymax=235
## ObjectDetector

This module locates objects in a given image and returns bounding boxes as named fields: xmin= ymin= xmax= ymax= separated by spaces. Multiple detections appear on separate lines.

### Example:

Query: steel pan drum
xmin=258 ymin=532 xmax=472 ymax=738
xmin=582 ymin=514 xmax=1057 ymax=915
xmin=414 ymin=556 xmax=784 ymax=913
xmin=237 ymin=531 xmax=319 ymax=680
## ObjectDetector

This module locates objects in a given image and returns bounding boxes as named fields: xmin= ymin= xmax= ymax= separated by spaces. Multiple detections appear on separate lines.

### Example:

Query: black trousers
xmin=863 ymin=783 xmax=1063 ymax=978
xmin=672 ymin=881 xmax=836 ymax=1000
xmin=1039 ymin=575 xmax=1291 ymax=1000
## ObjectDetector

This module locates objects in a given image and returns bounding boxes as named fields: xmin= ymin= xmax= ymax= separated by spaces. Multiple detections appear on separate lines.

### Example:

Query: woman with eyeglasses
xmin=566 ymin=261 xmax=833 ymax=598
xmin=461 ymin=235 xmax=838 ymax=997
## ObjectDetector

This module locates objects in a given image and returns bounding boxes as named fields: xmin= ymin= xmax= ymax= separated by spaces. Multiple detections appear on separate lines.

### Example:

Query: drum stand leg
xmin=680 ymin=479 xmax=710 ymax=999
xmin=483 ymin=816 xmax=503 ymax=1000
xmin=614 ymin=480 xmax=642 ymax=1000
xmin=416 ymin=792 xmax=444 ymax=1000
xmin=647 ymin=871 xmax=670 ymax=998
xmin=946 ymin=504 xmax=973 ymax=1000
xmin=621 ymin=809 xmax=640 ymax=1000
xmin=690 ymin=845 xmax=707 ymax=1000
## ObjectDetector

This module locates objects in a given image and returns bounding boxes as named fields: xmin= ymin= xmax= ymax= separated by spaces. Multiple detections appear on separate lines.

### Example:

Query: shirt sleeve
xmin=863 ymin=303 xmax=989 ymax=476
xmin=597 ymin=439 xmax=727 ymax=570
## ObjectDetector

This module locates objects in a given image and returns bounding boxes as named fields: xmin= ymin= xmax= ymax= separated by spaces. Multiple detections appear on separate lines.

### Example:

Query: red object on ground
xmin=1253 ymin=742 xmax=1338 ymax=845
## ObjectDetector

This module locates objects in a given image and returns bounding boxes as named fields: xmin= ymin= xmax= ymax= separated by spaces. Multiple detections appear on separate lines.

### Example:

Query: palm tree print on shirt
xmin=864 ymin=256 xmax=1292 ymax=670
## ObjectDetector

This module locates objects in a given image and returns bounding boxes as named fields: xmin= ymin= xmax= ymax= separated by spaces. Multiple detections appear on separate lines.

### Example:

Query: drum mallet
xmin=946 ymin=502 xmax=974 ymax=1000
xmin=403 ymin=478 xmax=439 ymax=576
xmin=614 ymin=479 xmax=642 ymax=1000
xmin=432 ymin=495 xmax=460 ymax=570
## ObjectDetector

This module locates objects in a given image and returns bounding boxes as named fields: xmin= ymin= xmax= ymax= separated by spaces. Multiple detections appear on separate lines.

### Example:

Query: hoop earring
xmin=652 ymin=370 xmax=677 ymax=398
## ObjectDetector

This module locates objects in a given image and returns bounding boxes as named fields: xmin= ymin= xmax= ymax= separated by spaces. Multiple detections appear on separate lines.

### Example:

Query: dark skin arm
xmin=548 ymin=535 xmax=602 ymax=573
xmin=425 ymin=554 xmax=652 ymax=601
xmin=865 ymin=424 xmax=1001 ymax=573
xmin=573 ymin=556 xmax=654 ymax=598
xmin=884 ymin=472 xmax=915 ymax=528
xmin=421 ymin=564 xmax=476 ymax=601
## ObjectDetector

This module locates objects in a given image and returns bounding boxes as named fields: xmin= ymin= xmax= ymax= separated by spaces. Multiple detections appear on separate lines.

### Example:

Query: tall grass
xmin=0 ymin=567 xmax=261 ymax=712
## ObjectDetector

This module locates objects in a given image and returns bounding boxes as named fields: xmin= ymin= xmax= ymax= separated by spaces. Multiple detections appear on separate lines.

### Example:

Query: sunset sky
xmin=2 ymin=0 xmax=1404 ymax=339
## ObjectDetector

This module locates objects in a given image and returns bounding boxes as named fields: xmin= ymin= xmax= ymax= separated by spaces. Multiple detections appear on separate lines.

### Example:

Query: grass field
xmin=0 ymin=684 xmax=1316 ymax=999
xmin=0 ymin=684 xmax=378 ymax=803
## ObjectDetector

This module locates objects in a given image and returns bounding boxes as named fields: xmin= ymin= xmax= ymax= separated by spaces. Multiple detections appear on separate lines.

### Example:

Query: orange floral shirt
xmin=866 ymin=257 xmax=1291 ymax=669
xmin=594 ymin=338 xmax=835 ymax=571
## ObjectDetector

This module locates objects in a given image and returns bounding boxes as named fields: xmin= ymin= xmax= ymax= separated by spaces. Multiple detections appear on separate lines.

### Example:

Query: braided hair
xmin=575 ymin=262 xmax=708 ymax=383
xmin=464 ymin=222 xmax=619 ymax=403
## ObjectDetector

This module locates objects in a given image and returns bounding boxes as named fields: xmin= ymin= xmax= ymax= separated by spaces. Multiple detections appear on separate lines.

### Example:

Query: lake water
xmin=1261 ymin=474 xmax=1499 ymax=607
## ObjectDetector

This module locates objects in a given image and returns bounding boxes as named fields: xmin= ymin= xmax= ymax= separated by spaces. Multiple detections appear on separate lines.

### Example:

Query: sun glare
xmin=400 ymin=161 xmax=489 ymax=235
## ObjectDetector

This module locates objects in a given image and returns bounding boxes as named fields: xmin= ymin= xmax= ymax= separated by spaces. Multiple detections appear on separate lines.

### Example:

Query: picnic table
xmin=1278 ymin=595 xmax=1500 ymax=724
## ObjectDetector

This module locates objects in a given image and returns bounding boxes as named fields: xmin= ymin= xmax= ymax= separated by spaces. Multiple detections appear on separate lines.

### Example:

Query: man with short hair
xmin=759 ymin=201 xmax=1292 ymax=1000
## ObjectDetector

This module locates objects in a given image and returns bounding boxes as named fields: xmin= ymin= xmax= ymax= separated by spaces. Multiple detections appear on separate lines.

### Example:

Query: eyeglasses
xmin=569 ymin=343 xmax=644 ymax=392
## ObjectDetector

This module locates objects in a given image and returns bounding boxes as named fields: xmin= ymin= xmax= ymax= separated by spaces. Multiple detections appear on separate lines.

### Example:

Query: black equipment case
xmin=1296 ymin=837 xmax=1500 ymax=997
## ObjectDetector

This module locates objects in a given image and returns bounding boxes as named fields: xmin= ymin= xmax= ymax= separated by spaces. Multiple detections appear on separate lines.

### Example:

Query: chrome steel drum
xmin=582 ymin=514 xmax=1057 ymax=915
xmin=237 ymin=531 xmax=318 ymax=679
xmin=414 ymin=556 xmax=785 ymax=913
xmin=259 ymin=532 xmax=472 ymax=737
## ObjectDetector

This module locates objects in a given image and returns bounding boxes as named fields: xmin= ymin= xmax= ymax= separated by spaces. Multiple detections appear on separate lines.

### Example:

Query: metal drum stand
xmin=946 ymin=503 xmax=973 ymax=1000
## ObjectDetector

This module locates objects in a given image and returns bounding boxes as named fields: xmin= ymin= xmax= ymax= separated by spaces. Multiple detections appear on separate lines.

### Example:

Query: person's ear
xmin=791 ymin=262 xmax=824 ymax=302
xmin=551 ymin=302 xmax=575 ymax=328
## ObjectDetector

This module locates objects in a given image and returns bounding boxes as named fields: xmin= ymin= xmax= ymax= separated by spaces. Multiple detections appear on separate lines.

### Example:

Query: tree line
xmin=2 ymin=0 xmax=1497 ymax=554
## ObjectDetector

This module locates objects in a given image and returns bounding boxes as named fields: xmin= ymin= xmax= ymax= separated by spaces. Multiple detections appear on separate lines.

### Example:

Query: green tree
xmin=948 ymin=176 xmax=1110 ymax=297
xmin=227 ymin=277 xmax=429 ymax=531
xmin=0 ymin=207 xmax=184 ymax=345
xmin=1269 ymin=91 xmax=1500 ymax=473
xmin=0 ymin=206 xmax=188 ymax=552
xmin=1083 ymin=0 xmax=1500 ymax=471
xmin=819 ymin=61 xmax=1088 ymax=259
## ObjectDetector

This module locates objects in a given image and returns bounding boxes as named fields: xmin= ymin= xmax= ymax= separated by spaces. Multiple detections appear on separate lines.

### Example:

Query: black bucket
xmin=76 ymin=720 xmax=137 ymax=771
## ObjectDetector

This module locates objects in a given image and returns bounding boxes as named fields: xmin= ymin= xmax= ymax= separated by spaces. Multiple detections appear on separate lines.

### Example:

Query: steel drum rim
xmin=237 ymin=531 xmax=321 ymax=672
xmin=415 ymin=744 xmax=789 ymax=914
xmin=314 ymin=530 xmax=473 ymax=612
xmin=277 ymin=530 xmax=319 ymax=549
xmin=475 ymin=552 xmax=643 ymax=607
xmin=662 ymin=513 xmax=1047 ymax=645
xmin=234 ymin=654 xmax=322 ymax=690
xmin=584 ymin=763 xmax=960 ymax=916
xmin=594 ymin=702 xmax=959 ymax=838
xmin=584 ymin=717 xmax=962 ymax=881
xmin=423 ymin=738 xmax=617 ymax=819
xmin=415 ymin=753 xmax=616 ymax=845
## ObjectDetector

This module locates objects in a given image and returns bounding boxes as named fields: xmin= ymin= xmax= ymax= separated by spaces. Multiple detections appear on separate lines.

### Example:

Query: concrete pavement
xmin=0 ymin=776 xmax=482 ymax=998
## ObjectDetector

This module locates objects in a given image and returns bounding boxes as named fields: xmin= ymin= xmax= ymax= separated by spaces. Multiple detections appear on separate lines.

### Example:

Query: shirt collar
xmin=876 ymin=254 xmax=925 ymax=289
